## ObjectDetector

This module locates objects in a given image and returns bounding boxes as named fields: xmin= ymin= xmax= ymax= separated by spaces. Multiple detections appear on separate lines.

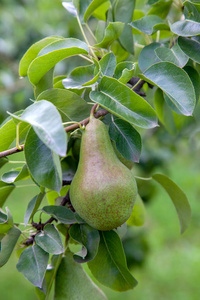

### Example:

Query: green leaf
xmin=140 ymin=62 xmax=196 ymax=116
xmin=88 ymin=231 xmax=137 ymax=291
xmin=61 ymin=156 xmax=78 ymax=182
xmin=37 ymin=88 xmax=90 ymax=123
xmin=99 ymin=52 xmax=117 ymax=77
xmin=17 ymin=244 xmax=49 ymax=288
xmin=171 ymin=19 xmax=200 ymax=37
xmin=1 ymin=164 xmax=30 ymax=184
xmin=155 ymin=44 xmax=189 ymax=68
xmin=55 ymin=251 xmax=107 ymax=300
xmin=148 ymin=0 xmax=173 ymax=19
xmin=24 ymin=193 xmax=45 ymax=226
xmin=0 ymin=181 xmax=15 ymax=208
xmin=92 ymin=1 xmax=110 ymax=21
xmin=34 ymin=68 xmax=54 ymax=99
xmin=184 ymin=66 xmax=200 ymax=102
xmin=138 ymin=42 xmax=161 ymax=72
xmin=90 ymin=76 xmax=157 ymax=129
xmin=127 ymin=194 xmax=145 ymax=226
xmin=35 ymin=224 xmax=64 ymax=255
xmin=184 ymin=1 xmax=200 ymax=22
xmin=28 ymin=38 xmax=89 ymax=85
xmin=19 ymin=36 xmax=63 ymax=77
xmin=0 ymin=119 xmax=16 ymax=152
xmin=94 ymin=22 xmax=125 ymax=48
xmin=152 ymin=174 xmax=191 ymax=234
xmin=42 ymin=205 xmax=76 ymax=224
xmin=84 ymin=0 xmax=108 ymax=22
xmin=0 ymin=226 xmax=21 ymax=267
xmin=0 ymin=207 xmax=13 ymax=234
xmin=69 ymin=223 xmax=100 ymax=262
xmin=24 ymin=128 xmax=62 ymax=192
xmin=178 ymin=36 xmax=200 ymax=64
xmin=109 ymin=118 xmax=141 ymax=162
xmin=113 ymin=0 xmax=135 ymax=54
xmin=130 ymin=15 xmax=169 ymax=35
xmin=114 ymin=61 xmax=135 ymax=81
xmin=0 ymin=158 xmax=8 ymax=169
xmin=9 ymin=100 xmax=67 ymax=157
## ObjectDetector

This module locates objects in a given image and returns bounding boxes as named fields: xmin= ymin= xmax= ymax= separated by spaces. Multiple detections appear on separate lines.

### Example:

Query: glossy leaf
xmin=94 ymin=22 xmax=125 ymax=48
xmin=127 ymin=195 xmax=145 ymax=226
xmin=28 ymin=38 xmax=89 ymax=85
xmin=155 ymin=44 xmax=189 ymax=68
xmin=152 ymin=174 xmax=191 ymax=233
xmin=9 ymin=100 xmax=67 ymax=157
xmin=0 ymin=181 xmax=15 ymax=207
xmin=178 ymin=36 xmax=200 ymax=64
xmin=90 ymin=76 xmax=158 ymax=128
xmin=37 ymin=89 xmax=90 ymax=122
xmin=35 ymin=224 xmax=64 ymax=255
xmin=25 ymin=128 xmax=62 ymax=192
xmin=0 ymin=226 xmax=21 ymax=267
xmin=62 ymin=2 xmax=77 ymax=16
xmin=140 ymin=62 xmax=196 ymax=116
xmin=99 ymin=52 xmax=116 ymax=77
xmin=138 ymin=42 xmax=161 ymax=72
xmin=55 ymin=251 xmax=107 ymax=300
xmin=24 ymin=193 xmax=45 ymax=226
xmin=17 ymin=244 xmax=49 ymax=288
xmin=0 ymin=207 xmax=13 ymax=234
xmin=84 ymin=0 xmax=108 ymax=21
xmin=88 ymin=230 xmax=137 ymax=291
xmin=19 ymin=36 xmax=63 ymax=77
xmin=114 ymin=61 xmax=135 ymax=81
xmin=109 ymin=118 xmax=141 ymax=162
xmin=69 ymin=223 xmax=100 ymax=262
xmin=1 ymin=164 xmax=29 ymax=184
xmin=130 ymin=15 xmax=169 ymax=35
xmin=171 ymin=19 xmax=200 ymax=36
xmin=0 ymin=119 xmax=16 ymax=152
xmin=42 ymin=205 xmax=76 ymax=224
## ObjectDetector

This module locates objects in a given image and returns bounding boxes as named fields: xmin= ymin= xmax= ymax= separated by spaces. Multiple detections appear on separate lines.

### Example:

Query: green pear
xmin=69 ymin=117 xmax=138 ymax=231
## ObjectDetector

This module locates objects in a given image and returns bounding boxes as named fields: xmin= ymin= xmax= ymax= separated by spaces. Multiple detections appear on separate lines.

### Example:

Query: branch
xmin=0 ymin=108 xmax=109 ymax=159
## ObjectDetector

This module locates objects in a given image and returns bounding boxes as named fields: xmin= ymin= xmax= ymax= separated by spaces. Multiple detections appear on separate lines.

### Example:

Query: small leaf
xmin=0 ymin=207 xmax=13 ymax=234
xmin=9 ymin=100 xmax=67 ymax=157
xmin=90 ymin=76 xmax=158 ymax=129
xmin=148 ymin=0 xmax=173 ymax=19
xmin=0 ymin=158 xmax=8 ymax=169
xmin=24 ymin=193 xmax=45 ymax=226
xmin=94 ymin=22 xmax=125 ymax=48
xmin=1 ymin=164 xmax=29 ymax=184
xmin=62 ymin=1 xmax=77 ymax=16
xmin=25 ymin=128 xmax=62 ymax=192
xmin=0 ymin=119 xmax=16 ymax=152
xmin=152 ymin=173 xmax=191 ymax=233
xmin=42 ymin=205 xmax=76 ymax=224
xmin=99 ymin=52 xmax=117 ymax=77
xmin=0 ymin=181 xmax=15 ymax=208
xmin=178 ymin=36 xmax=200 ymax=64
xmin=88 ymin=231 xmax=137 ymax=291
xmin=109 ymin=118 xmax=141 ymax=162
xmin=140 ymin=62 xmax=196 ymax=116
xmin=127 ymin=195 xmax=146 ymax=226
xmin=17 ymin=244 xmax=49 ymax=288
xmin=84 ymin=0 xmax=108 ymax=22
xmin=54 ymin=251 xmax=107 ymax=300
xmin=35 ymin=224 xmax=64 ymax=255
xmin=138 ymin=42 xmax=161 ymax=72
xmin=130 ymin=15 xmax=169 ymax=35
xmin=69 ymin=223 xmax=100 ymax=262
xmin=114 ymin=61 xmax=135 ymax=81
xmin=0 ymin=226 xmax=21 ymax=267
xmin=171 ymin=19 xmax=200 ymax=37
xmin=155 ymin=44 xmax=189 ymax=68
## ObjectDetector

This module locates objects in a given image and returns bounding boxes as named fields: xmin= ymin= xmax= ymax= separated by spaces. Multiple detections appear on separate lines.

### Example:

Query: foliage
xmin=0 ymin=0 xmax=199 ymax=299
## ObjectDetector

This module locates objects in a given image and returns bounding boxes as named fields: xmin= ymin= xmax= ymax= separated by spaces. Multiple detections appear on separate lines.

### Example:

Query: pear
xmin=69 ymin=117 xmax=138 ymax=231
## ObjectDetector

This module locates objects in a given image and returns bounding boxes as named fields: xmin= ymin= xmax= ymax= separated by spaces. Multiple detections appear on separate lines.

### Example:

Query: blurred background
xmin=1 ymin=0 xmax=200 ymax=299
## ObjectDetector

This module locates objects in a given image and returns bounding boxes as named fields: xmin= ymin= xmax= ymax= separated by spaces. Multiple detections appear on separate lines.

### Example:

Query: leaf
xmin=19 ymin=36 xmax=63 ymax=77
xmin=138 ymin=42 xmax=161 ymax=72
xmin=178 ymin=36 xmax=200 ymax=64
xmin=140 ymin=62 xmax=196 ymax=116
xmin=34 ymin=68 xmax=54 ymax=99
xmin=84 ymin=0 xmax=108 ymax=22
xmin=90 ymin=1 xmax=110 ymax=21
xmin=171 ymin=19 xmax=200 ymax=37
xmin=94 ymin=22 xmax=125 ymax=48
xmin=55 ymin=251 xmax=107 ymax=300
xmin=69 ymin=223 xmax=100 ymax=262
xmin=184 ymin=1 xmax=200 ymax=22
xmin=184 ymin=66 xmax=200 ymax=102
xmin=0 ymin=207 xmax=13 ymax=234
xmin=114 ymin=61 xmax=135 ymax=81
xmin=113 ymin=0 xmax=135 ymax=54
xmin=24 ymin=193 xmax=45 ymax=226
xmin=17 ymin=244 xmax=49 ymax=288
xmin=42 ymin=205 xmax=76 ymax=224
xmin=109 ymin=118 xmax=141 ymax=163
xmin=99 ymin=52 xmax=117 ymax=77
xmin=127 ymin=194 xmax=146 ymax=226
xmin=24 ymin=128 xmax=62 ymax=192
xmin=9 ymin=100 xmax=67 ymax=157
xmin=148 ymin=0 xmax=173 ymax=19
xmin=61 ymin=156 xmax=78 ymax=182
xmin=0 ymin=181 xmax=15 ymax=207
xmin=90 ymin=76 xmax=158 ymax=129
xmin=152 ymin=174 xmax=191 ymax=234
xmin=1 ymin=164 xmax=30 ymax=184
xmin=0 ymin=158 xmax=8 ymax=169
xmin=62 ymin=2 xmax=77 ymax=17
xmin=28 ymin=38 xmax=89 ymax=85
xmin=0 ymin=118 xmax=16 ymax=152
xmin=155 ymin=44 xmax=189 ymax=68
xmin=0 ymin=226 xmax=21 ymax=267
xmin=130 ymin=15 xmax=169 ymax=35
xmin=35 ymin=224 xmax=64 ymax=255
xmin=88 ymin=231 xmax=137 ymax=291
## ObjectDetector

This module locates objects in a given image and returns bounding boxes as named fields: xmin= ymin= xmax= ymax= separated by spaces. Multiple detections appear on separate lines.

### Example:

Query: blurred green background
xmin=1 ymin=0 xmax=200 ymax=299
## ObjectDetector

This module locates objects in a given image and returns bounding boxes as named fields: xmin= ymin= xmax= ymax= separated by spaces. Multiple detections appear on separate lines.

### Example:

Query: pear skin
xmin=69 ymin=117 xmax=138 ymax=231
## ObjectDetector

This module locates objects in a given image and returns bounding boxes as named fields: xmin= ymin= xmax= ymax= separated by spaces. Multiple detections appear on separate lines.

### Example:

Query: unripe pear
xmin=69 ymin=117 xmax=137 ymax=231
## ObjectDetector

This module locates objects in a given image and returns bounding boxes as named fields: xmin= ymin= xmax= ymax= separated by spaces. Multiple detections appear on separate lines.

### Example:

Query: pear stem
xmin=90 ymin=103 xmax=99 ymax=119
